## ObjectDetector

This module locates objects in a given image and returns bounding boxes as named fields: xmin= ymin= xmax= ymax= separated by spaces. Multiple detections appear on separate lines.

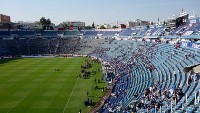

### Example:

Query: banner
xmin=192 ymin=43 xmax=200 ymax=49
xmin=180 ymin=41 xmax=200 ymax=49
xmin=181 ymin=41 xmax=189 ymax=47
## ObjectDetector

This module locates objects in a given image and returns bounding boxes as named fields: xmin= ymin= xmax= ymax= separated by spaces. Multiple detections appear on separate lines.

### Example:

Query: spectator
xmin=188 ymin=76 xmax=192 ymax=85
xmin=173 ymin=70 xmax=176 ymax=78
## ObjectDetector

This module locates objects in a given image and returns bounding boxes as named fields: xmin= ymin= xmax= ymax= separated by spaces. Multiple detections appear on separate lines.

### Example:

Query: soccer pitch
xmin=0 ymin=57 xmax=106 ymax=113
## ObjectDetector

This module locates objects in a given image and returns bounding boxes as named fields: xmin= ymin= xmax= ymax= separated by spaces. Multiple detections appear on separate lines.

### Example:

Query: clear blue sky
xmin=0 ymin=0 xmax=199 ymax=25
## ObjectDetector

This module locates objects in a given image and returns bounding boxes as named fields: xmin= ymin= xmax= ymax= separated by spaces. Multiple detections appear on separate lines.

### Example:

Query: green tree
xmin=112 ymin=25 xmax=118 ymax=29
xmin=46 ymin=18 xmax=51 ymax=27
xmin=85 ymin=25 xmax=92 ymax=29
xmin=39 ymin=17 xmax=53 ymax=30
xmin=100 ymin=25 xmax=106 ymax=29
xmin=39 ymin=17 xmax=46 ymax=26
xmin=92 ymin=22 xmax=95 ymax=28
xmin=62 ymin=23 xmax=69 ymax=29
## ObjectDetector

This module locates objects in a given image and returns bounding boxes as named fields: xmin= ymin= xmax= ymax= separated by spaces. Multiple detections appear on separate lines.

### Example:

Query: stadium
xmin=1 ymin=1 xmax=200 ymax=113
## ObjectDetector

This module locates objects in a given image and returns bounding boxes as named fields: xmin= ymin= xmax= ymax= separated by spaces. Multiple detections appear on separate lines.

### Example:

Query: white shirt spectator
xmin=173 ymin=71 xmax=176 ymax=75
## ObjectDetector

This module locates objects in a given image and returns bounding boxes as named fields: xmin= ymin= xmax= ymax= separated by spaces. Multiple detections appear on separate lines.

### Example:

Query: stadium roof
xmin=162 ymin=35 xmax=177 ymax=39
xmin=181 ymin=35 xmax=200 ymax=39
xmin=193 ymin=65 xmax=200 ymax=74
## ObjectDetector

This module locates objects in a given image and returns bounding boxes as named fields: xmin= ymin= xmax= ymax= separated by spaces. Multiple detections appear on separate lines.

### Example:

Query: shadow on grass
xmin=0 ymin=58 xmax=22 ymax=65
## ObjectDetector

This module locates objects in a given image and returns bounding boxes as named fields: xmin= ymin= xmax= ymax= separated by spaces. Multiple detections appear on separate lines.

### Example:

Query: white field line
xmin=7 ymin=95 xmax=27 ymax=113
xmin=62 ymin=78 xmax=78 ymax=113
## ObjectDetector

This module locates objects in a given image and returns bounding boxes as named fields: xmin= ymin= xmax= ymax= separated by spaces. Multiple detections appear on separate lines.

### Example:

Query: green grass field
xmin=0 ymin=57 xmax=106 ymax=113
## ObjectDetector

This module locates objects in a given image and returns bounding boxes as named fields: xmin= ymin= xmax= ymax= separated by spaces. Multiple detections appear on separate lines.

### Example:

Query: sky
xmin=0 ymin=0 xmax=200 ymax=25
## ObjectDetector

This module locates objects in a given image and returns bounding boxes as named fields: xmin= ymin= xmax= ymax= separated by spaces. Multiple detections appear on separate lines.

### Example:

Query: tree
xmin=100 ymin=25 xmax=106 ymax=29
xmin=112 ymin=25 xmax=118 ymax=29
xmin=39 ymin=17 xmax=53 ymax=30
xmin=85 ymin=25 xmax=92 ymax=29
xmin=39 ymin=17 xmax=46 ymax=26
xmin=62 ymin=23 xmax=69 ymax=29
xmin=46 ymin=18 xmax=51 ymax=27
xmin=92 ymin=22 xmax=95 ymax=28
xmin=35 ymin=21 xmax=40 ymax=24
